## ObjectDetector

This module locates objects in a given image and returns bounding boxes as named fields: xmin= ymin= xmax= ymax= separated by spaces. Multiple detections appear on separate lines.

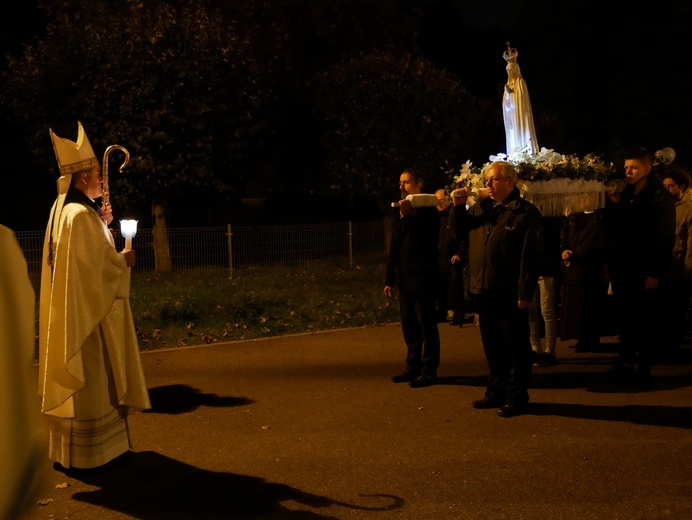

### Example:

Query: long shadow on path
xmin=59 ymin=451 xmax=403 ymax=520
xmin=145 ymin=384 xmax=254 ymax=414
xmin=527 ymin=402 xmax=692 ymax=429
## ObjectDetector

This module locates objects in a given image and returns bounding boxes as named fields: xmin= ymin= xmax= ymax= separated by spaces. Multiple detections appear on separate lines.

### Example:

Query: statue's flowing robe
xmin=503 ymin=60 xmax=539 ymax=158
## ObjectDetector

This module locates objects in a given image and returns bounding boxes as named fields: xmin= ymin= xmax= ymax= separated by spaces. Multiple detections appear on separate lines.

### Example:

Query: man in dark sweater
xmin=608 ymin=148 xmax=676 ymax=385
xmin=384 ymin=168 xmax=441 ymax=388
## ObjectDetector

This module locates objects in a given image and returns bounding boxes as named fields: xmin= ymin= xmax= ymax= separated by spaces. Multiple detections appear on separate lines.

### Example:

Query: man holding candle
xmin=39 ymin=122 xmax=150 ymax=470
xmin=385 ymin=168 xmax=441 ymax=387
xmin=453 ymin=161 xmax=543 ymax=417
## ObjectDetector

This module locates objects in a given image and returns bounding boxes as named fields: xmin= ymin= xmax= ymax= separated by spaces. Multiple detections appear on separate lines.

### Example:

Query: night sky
xmin=2 ymin=0 xmax=691 ymax=230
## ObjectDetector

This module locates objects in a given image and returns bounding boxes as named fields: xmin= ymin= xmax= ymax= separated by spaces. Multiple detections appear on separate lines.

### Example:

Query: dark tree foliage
xmin=2 ymin=0 xmax=272 ymax=223
xmin=5 ymin=0 xmax=689 ymax=229
xmin=312 ymin=52 xmax=496 ymax=210
xmin=220 ymin=0 xmax=428 ymax=221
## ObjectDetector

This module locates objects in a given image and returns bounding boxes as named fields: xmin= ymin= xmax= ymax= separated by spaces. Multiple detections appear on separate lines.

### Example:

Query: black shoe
xmin=497 ymin=403 xmax=527 ymax=418
xmin=574 ymin=342 xmax=598 ymax=353
xmin=531 ymin=350 xmax=540 ymax=365
xmin=606 ymin=362 xmax=634 ymax=378
xmin=391 ymin=368 xmax=420 ymax=383
xmin=534 ymin=353 xmax=556 ymax=367
xmin=472 ymin=396 xmax=505 ymax=409
xmin=409 ymin=374 xmax=437 ymax=388
xmin=632 ymin=365 xmax=652 ymax=387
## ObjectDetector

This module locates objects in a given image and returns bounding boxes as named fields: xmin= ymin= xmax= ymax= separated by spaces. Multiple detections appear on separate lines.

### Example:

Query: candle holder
xmin=120 ymin=220 xmax=138 ymax=250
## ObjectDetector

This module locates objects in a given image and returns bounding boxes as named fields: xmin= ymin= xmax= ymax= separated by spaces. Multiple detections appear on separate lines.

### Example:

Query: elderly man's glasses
xmin=485 ymin=176 xmax=508 ymax=186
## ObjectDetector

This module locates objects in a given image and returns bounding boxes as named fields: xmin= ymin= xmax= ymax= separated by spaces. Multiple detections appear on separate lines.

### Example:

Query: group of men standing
xmin=385 ymin=148 xmax=681 ymax=417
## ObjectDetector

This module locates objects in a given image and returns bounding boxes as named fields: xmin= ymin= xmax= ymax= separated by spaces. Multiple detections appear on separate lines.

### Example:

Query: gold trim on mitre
xmin=49 ymin=121 xmax=99 ymax=176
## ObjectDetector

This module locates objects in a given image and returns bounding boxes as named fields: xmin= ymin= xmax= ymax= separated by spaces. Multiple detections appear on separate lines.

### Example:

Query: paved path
xmin=24 ymin=323 xmax=692 ymax=519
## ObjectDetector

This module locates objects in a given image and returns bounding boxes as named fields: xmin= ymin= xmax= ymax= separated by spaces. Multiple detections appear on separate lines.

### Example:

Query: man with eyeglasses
xmin=660 ymin=168 xmax=692 ymax=359
xmin=452 ymin=161 xmax=543 ymax=417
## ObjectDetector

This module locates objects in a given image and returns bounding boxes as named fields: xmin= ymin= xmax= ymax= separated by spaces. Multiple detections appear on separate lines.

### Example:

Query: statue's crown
xmin=49 ymin=121 xmax=99 ymax=175
xmin=503 ymin=42 xmax=518 ymax=62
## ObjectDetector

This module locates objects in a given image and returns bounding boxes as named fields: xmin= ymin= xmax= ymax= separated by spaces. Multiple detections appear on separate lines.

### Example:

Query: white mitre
xmin=49 ymin=121 xmax=99 ymax=176
xmin=45 ymin=122 xmax=101 ymax=266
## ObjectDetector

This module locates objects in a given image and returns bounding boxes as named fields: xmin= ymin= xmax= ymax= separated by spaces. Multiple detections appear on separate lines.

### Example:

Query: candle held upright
xmin=120 ymin=220 xmax=138 ymax=251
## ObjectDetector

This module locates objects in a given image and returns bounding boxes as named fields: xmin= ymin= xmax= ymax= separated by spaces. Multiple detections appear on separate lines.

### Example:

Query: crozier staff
xmin=101 ymin=144 xmax=130 ymax=208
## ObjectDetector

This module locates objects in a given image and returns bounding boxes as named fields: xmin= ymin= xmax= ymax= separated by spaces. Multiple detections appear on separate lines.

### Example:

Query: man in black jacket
xmin=453 ymin=161 xmax=543 ymax=417
xmin=384 ymin=168 xmax=441 ymax=388
xmin=608 ymin=148 xmax=676 ymax=384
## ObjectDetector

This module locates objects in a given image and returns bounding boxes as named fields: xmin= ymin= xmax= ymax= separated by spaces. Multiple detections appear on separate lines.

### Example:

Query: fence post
xmin=347 ymin=220 xmax=354 ymax=269
xmin=226 ymin=224 xmax=233 ymax=279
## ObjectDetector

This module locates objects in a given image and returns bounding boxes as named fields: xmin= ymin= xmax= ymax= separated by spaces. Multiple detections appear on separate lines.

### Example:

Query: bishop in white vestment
xmin=39 ymin=122 xmax=150 ymax=469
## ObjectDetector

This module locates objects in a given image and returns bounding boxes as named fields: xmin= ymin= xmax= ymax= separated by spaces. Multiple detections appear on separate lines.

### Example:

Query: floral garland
xmin=445 ymin=148 xmax=621 ymax=215
xmin=447 ymin=148 xmax=618 ymax=190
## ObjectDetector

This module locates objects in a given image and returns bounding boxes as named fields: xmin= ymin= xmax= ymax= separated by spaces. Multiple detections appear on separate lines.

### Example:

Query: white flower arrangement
xmin=450 ymin=160 xmax=486 ymax=192
xmin=445 ymin=148 xmax=620 ymax=216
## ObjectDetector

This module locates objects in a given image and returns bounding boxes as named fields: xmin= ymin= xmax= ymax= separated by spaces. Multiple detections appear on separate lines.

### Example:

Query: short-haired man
xmin=385 ymin=169 xmax=441 ymax=388
xmin=453 ymin=161 xmax=543 ymax=417
xmin=608 ymin=148 xmax=676 ymax=384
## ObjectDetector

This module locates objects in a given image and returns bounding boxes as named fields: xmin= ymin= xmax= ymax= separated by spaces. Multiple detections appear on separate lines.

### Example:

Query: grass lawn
xmin=130 ymin=263 xmax=400 ymax=350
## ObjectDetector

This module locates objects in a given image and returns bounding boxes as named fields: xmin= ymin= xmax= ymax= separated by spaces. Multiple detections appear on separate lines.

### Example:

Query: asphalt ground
xmin=22 ymin=322 xmax=692 ymax=520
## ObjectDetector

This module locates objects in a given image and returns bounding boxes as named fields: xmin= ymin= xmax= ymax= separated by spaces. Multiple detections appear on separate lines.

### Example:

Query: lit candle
xmin=120 ymin=220 xmax=138 ymax=250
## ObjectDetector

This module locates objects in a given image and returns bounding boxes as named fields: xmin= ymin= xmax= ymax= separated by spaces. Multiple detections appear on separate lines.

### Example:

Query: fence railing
xmin=15 ymin=221 xmax=389 ymax=289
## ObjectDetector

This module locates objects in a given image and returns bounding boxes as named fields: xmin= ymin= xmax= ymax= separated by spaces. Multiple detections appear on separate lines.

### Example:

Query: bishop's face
xmin=79 ymin=165 xmax=103 ymax=200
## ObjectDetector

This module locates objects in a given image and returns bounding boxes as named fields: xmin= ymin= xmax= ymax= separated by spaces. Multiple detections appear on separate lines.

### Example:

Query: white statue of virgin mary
xmin=502 ymin=43 xmax=539 ymax=159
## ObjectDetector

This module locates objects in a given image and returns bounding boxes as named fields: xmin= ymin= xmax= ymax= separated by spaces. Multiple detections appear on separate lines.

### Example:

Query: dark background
xmin=2 ymin=0 xmax=691 ymax=230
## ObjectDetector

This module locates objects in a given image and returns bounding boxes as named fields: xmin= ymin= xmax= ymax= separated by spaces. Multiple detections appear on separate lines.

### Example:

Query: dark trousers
xmin=399 ymin=289 xmax=440 ymax=375
xmin=560 ymin=281 xmax=606 ymax=346
xmin=612 ymin=275 xmax=662 ymax=371
xmin=660 ymin=278 xmax=691 ymax=356
xmin=436 ymin=262 xmax=466 ymax=322
xmin=476 ymin=293 xmax=533 ymax=406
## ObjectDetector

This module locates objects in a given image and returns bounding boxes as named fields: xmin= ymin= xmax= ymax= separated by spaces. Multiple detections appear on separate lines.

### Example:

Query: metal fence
xmin=15 ymin=221 xmax=389 ymax=289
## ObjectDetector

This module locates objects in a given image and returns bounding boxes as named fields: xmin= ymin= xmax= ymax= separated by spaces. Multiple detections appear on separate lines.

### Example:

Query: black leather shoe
xmin=606 ymin=362 xmax=635 ymax=379
xmin=534 ymin=353 xmax=557 ymax=367
xmin=632 ymin=366 xmax=652 ymax=387
xmin=391 ymin=368 xmax=420 ymax=383
xmin=497 ymin=404 xmax=527 ymax=418
xmin=409 ymin=374 xmax=436 ymax=388
xmin=472 ymin=397 xmax=505 ymax=409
